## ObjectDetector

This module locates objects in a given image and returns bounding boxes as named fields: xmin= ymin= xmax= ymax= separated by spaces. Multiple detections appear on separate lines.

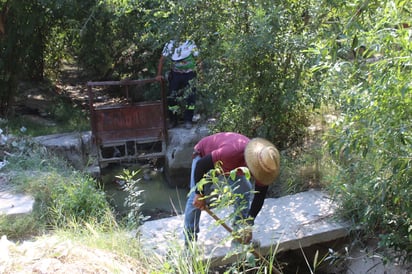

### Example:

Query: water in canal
xmin=100 ymin=163 xmax=189 ymax=221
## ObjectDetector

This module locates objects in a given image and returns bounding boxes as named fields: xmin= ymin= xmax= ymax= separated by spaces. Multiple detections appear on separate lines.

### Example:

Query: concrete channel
xmin=138 ymin=189 xmax=350 ymax=268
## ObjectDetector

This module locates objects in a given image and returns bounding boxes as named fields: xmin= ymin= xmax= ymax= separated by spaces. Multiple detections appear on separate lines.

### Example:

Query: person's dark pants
xmin=168 ymin=70 xmax=196 ymax=124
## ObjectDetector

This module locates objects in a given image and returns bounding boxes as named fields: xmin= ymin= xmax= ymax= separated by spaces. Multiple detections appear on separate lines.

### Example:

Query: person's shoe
xmin=185 ymin=121 xmax=192 ymax=129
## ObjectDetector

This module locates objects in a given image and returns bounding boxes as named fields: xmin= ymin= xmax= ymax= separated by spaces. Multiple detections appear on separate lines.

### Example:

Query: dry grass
xmin=0 ymin=235 xmax=146 ymax=274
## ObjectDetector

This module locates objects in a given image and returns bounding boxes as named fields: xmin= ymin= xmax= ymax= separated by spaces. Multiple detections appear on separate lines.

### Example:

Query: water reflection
xmin=100 ymin=163 xmax=189 ymax=220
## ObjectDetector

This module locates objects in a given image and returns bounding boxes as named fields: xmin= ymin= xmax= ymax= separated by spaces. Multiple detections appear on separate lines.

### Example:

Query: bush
xmin=1 ymin=132 xmax=116 ymax=237
xmin=317 ymin=1 xmax=412 ymax=262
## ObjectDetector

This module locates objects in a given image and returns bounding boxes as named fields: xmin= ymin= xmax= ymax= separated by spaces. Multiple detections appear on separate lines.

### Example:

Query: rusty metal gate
xmin=87 ymin=78 xmax=167 ymax=166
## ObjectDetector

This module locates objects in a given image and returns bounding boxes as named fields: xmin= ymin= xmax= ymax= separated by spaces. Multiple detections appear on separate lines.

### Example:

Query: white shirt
xmin=162 ymin=40 xmax=199 ymax=61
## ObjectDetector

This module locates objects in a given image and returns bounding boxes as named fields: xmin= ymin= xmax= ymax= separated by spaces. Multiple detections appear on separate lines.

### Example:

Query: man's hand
xmin=193 ymin=194 xmax=206 ymax=210
xmin=241 ymin=227 xmax=253 ymax=244
xmin=234 ymin=226 xmax=253 ymax=244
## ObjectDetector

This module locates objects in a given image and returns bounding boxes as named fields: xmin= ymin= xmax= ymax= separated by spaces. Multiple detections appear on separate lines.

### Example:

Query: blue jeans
xmin=183 ymin=156 xmax=253 ymax=242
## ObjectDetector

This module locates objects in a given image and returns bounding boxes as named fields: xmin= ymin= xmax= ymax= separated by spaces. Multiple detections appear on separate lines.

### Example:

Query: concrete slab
xmin=165 ymin=125 xmax=209 ymax=187
xmin=0 ymin=191 xmax=34 ymax=216
xmin=34 ymin=132 xmax=92 ymax=170
xmin=139 ymin=190 xmax=349 ymax=267
xmin=0 ymin=174 xmax=35 ymax=217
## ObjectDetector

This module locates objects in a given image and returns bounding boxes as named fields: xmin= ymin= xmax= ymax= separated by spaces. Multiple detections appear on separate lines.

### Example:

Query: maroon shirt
xmin=195 ymin=132 xmax=248 ymax=171
xmin=193 ymin=132 xmax=268 ymax=221
xmin=194 ymin=132 xmax=264 ymax=186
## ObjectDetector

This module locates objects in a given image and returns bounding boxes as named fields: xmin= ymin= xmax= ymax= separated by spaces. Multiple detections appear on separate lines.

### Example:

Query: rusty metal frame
xmin=87 ymin=78 xmax=168 ymax=165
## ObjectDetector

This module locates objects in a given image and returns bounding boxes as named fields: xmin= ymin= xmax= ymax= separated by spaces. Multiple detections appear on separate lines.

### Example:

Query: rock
xmin=34 ymin=131 xmax=94 ymax=170
xmin=0 ymin=175 xmax=34 ymax=216
xmin=164 ymin=125 xmax=209 ymax=188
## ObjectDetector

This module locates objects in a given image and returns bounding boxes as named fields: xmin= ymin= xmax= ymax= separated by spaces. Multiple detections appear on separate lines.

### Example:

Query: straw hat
xmin=245 ymin=138 xmax=280 ymax=186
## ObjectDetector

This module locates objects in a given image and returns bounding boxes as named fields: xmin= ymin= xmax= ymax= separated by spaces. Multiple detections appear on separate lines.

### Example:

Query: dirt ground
xmin=0 ymin=235 xmax=144 ymax=273
xmin=1 ymin=233 xmax=411 ymax=274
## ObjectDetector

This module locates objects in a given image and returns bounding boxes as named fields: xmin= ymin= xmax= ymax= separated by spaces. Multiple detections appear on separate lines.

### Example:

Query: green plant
xmin=197 ymin=164 xmax=254 ymax=227
xmin=313 ymin=0 xmax=412 ymax=264
xmin=48 ymin=173 xmax=113 ymax=228
xmin=1 ymin=132 xmax=116 ymax=235
xmin=192 ymin=1 xmax=315 ymax=149
xmin=196 ymin=164 xmax=281 ymax=272
xmin=116 ymin=168 xmax=148 ymax=229
xmin=77 ymin=0 xmax=162 ymax=80
xmin=0 ymin=0 xmax=57 ymax=114
xmin=153 ymin=240 xmax=211 ymax=274
xmin=300 ymin=246 xmax=332 ymax=274
xmin=0 ymin=214 xmax=42 ymax=240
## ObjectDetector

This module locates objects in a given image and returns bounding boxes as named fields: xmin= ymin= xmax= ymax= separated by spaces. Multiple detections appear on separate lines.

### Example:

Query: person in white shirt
xmin=157 ymin=40 xmax=200 ymax=129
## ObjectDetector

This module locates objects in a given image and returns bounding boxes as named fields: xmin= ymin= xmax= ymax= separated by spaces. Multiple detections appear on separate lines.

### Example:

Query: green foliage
xmin=47 ymin=174 xmax=111 ymax=228
xmin=197 ymin=163 xmax=253 ymax=226
xmin=154 ymin=242 xmax=211 ymax=274
xmin=115 ymin=168 xmax=148 ymax=228
xmin=187 ymin=1 xmax=316 ymax=149
xmin=0 ymin=0 xmax=85 ymax=114
xmin=77 ymin=0 xmax=162 ymax=79
xmin=312 ymin=0 xmax=412 ymax=263
xmin=195 ymin=164 xmax=279 ymax=272
xmin=0 ymin=214 xmax=42 ymax=240
xmin=0 ymin=133 xmax=116 ymax=236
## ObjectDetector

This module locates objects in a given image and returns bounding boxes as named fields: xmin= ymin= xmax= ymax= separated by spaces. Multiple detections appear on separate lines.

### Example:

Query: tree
xmin=0 ymin=0 xmax=59 ymax=115
xmin=310 ymin=0 xmax=412 ymax=262
xmin=76 ymin=0 xmax=165 ymax=80
xmin=154 ymin=0 xmax=319 ymax=149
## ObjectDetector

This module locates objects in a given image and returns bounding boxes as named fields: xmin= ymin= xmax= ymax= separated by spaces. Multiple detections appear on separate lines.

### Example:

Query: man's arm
xmin=192 ymin=154 xmax=214 ymax=210
xmin=194 ymin=154 xmax=213 ymax=194
xmin=248 ymin=184 xmax=268 ymax=223
xmin=236 ymin=182 xmax=267 ymax=244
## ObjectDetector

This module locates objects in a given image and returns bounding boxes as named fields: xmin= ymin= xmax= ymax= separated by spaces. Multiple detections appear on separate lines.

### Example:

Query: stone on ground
xmin=0 ymin=175 xmax=34 ymax=217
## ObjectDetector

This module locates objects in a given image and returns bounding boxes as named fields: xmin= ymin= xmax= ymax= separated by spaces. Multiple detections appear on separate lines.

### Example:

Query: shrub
xmin=1 ymin=132 xmax=116 ymax=236
xmin=317 ymin=1 xmax=412 ymax=262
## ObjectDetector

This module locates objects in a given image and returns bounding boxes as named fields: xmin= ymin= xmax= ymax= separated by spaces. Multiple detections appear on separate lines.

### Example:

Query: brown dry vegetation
xmin=0 ymin=235 xmax=145 ymax=273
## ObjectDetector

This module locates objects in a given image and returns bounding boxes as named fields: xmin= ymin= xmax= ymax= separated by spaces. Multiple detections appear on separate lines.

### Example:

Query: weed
xmin=115 ymin=168 xmax=149 ymax=229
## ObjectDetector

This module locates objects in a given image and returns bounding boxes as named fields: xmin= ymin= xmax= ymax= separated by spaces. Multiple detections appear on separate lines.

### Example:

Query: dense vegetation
xmin=0 ymin=0 xmax=410 ymax=267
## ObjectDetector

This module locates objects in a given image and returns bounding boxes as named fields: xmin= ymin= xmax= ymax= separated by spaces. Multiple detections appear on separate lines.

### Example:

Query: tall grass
xmin=0 ymin=133 xmax=114 ymax=238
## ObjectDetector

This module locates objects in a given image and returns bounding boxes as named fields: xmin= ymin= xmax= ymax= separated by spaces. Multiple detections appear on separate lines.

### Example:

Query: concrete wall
xmin=34 ymin=127 xmax=210 ymax=188
xmin=164 ymin=126 xmax=209 ymax=188
xmin=34 ymin=132 xmax=95 ymax=170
